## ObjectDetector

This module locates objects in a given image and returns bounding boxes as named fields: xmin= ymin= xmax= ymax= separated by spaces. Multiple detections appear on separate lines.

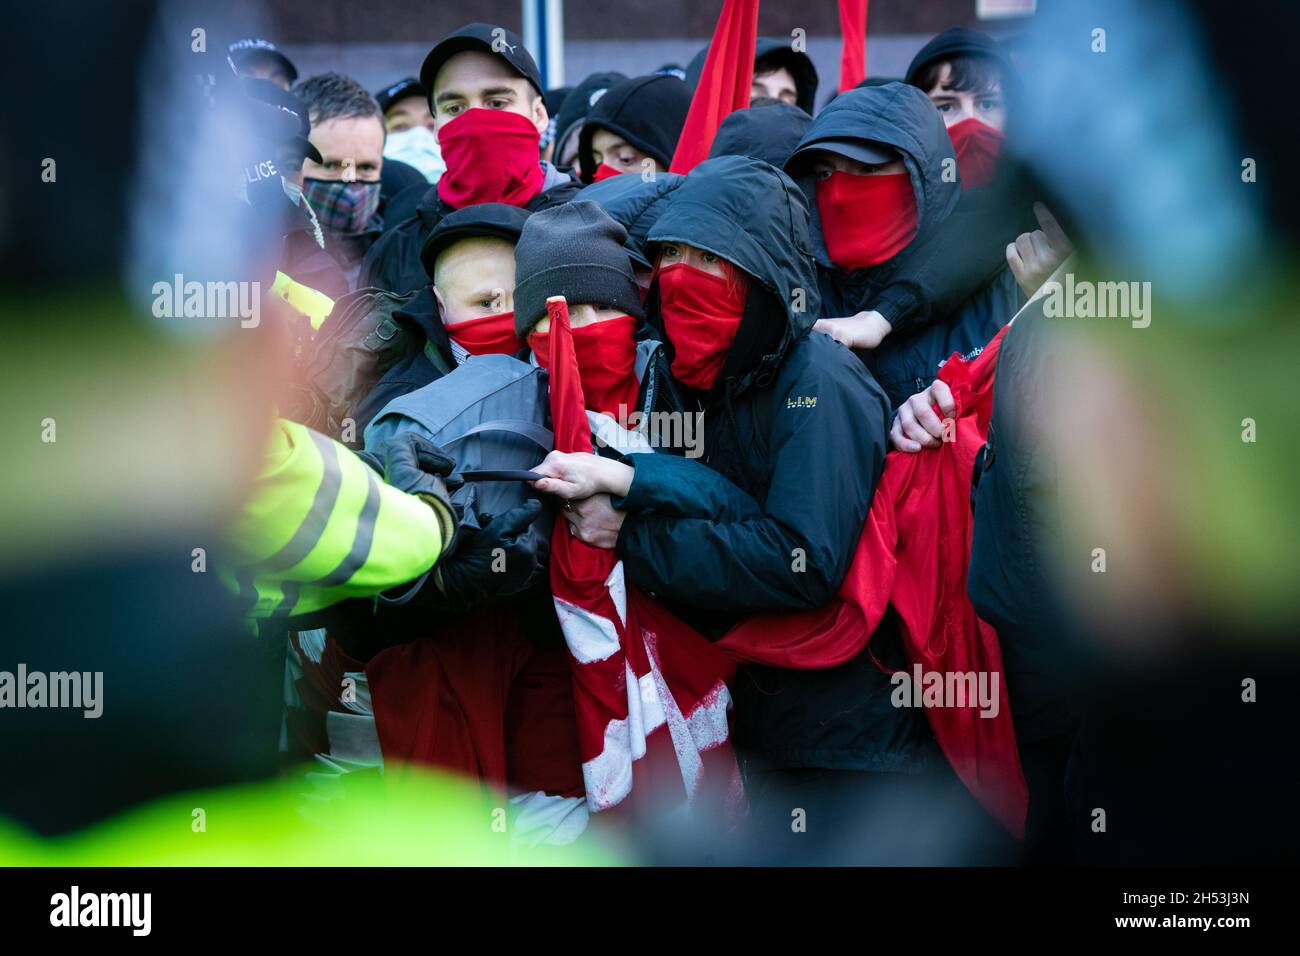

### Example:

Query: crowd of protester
xmin=211 ymin=17 xmax=1088 ymax=862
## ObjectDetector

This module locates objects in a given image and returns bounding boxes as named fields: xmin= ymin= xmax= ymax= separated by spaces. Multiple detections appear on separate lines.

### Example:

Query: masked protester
xmin=376 ymin=77 xmax=446 ymax=184
xmin=550 ymin=71 xmax=626 ymax=170
xmin=361 ymin=23 xmax=584 ymax=296
xmin=808 ymin=33 xmax=1063 ymax=370
xmin=576 ymin=74 xmax=692 ymax=184
xmin=350 ymin=203 xmax=532 ymax=434
xmin=906 ymin=27 xmax=1014 ymax=191
xmin=528 ymin=160 xmax=944 ymax=849
xmin=787 ymin=84 xmax=1025 ymax=408
xmin=511 ymin=201 xmax=680 ymax=433
xmin=293 ymin=73 xmax=389 ymax=291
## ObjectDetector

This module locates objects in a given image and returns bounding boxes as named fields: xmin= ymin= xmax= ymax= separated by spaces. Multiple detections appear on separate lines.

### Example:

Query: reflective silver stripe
xmin=237 ymin=428 xmax=344 ymax=614
xmin=313 ymin=468 xmax=382 ymax=590
xmin=269 ymin=467 xmax=383 ymax=619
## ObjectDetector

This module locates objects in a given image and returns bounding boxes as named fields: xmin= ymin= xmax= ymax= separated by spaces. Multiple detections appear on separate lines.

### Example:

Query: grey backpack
xmin=363 ymin=354 xmax=553 ymax=547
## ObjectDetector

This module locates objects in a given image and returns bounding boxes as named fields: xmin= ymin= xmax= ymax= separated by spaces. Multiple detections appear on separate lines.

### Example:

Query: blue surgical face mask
xmin=281 ymin=176 xmax=303 ymax=206
xmin=382 ymin=125 xmax=445 ymax=183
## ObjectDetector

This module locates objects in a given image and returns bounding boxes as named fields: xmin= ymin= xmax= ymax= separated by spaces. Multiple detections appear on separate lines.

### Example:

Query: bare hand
xmin=1007 ymin=202 xmax=1074 ymax=298
xmin=531 ymin=451 xmax=632 ymax=501
xmin=562 ymin=494 xmax=625 ymax=549
xmin=813 ymin=310 xmax=893 ymax=350
xmin=889 ymin=379 xmax=957 ymax=453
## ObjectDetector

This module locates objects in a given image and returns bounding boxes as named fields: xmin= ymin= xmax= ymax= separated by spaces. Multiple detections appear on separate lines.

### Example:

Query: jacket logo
xmin=786 ymin=396 xmax=817 ymax=409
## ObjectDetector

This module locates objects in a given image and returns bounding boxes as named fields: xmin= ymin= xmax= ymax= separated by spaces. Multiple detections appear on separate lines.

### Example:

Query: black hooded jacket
xmin=707 ymin=102 xmax=811 ymax=170
xmin=787 ymin=83 xmax=1022 ymax=406
xmin=577 ymin=75 xmax=692 ymax=183
xmin=611 ymin=155 xmax=935 ymax=773
xmin=686 ymin=37 xmax=819 ymax=115
xmin=576 ymin=171 xmax=685 ymax=269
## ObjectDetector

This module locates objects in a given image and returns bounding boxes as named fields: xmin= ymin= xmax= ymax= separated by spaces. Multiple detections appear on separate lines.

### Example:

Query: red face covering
xmin=815 ymin=170 xmax=918 ymax=272
xmin=947 ymin=117 xmax=1003 ymax=190
xmin=528 ymin=313 xmax=639 ymax=420
xmin=657 ymin=261 xmax=748 ymax=392
xmin=592 ymin=163 xmax=624 ymax=183
xmin=437 ymin=109 xmax=545 ymax=209
xmin=446 ymin=310 xmax=522 ymax=356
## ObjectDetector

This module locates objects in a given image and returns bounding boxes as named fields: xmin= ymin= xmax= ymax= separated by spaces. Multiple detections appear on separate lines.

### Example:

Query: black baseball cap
xmin=227 ymin=37 xmax=298 ymax=86
xmin=376 ymin=77 xmax=426 ymax=113
xmin=799 ymin=137 xmax=898 ymax=166
xmin=419 ymin=23 xmax=544 ymax=104
xmin=241 ymin=77 xmax=321 ymax=164
xmin=420 ymin=203 xmax=532 ymax=280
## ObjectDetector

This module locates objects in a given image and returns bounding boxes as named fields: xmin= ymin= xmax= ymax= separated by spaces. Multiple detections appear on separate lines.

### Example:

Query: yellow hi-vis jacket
xmin=222 ymin=419 xmax=453 ymax=620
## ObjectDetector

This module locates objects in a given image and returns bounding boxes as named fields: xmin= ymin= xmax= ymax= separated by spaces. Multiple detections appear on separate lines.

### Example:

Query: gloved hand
xmin=436 ymin=500 xmax=547 ymax=613
xmin=359 ymin=433 xmax=460 ymax=546
xmin=360 ymin=432 xmax=459 ymax=493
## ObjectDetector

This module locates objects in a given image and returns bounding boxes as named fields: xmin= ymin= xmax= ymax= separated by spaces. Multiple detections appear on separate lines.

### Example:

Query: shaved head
xmin=432 ymin=236 xmax=517 ymax=326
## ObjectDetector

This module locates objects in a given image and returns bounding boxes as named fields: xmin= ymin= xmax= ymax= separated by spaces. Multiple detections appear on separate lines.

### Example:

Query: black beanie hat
xmin=904 ymin=27 xmax=1011 ymax=87
xmin=512 ymin=201 xmax=645 ymax=339
xmin=552 ymin=71 xmax=626 ymax=163
xmin=577 ymin=74 xmax=693 ymax=182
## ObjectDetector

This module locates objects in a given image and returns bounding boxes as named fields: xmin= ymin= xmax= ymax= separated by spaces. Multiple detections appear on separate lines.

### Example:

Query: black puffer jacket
xmin=967 ymin=302 xmax=1079 ymax=744
xmin=612 ymin=155 xmax=936 ymax=773
xmin=577 ymin=171 xmax=684 ymax=269
xmin=707 ymin=101 xmax=811 ymax=170
xmin=787 ymin=83 xmax=1023 ymax=406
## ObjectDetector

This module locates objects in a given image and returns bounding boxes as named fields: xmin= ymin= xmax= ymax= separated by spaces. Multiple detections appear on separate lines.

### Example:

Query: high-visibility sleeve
xmin=222 ymin=419 xmax=447 ymax=620
xmin=271 ymin=270 xmax=335 ymax=330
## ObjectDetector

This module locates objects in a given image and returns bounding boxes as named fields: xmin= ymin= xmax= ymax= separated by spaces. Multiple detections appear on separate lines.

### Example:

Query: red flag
xmin=838 ymin=0 xmax=869 ymax=92
xmin=544 ymin=296 xmax=743 ymax=819
xmin=669 ymin=0 xmax=760 ymax=174
xmin=716 ymin=324 xmax=1028 ymax=837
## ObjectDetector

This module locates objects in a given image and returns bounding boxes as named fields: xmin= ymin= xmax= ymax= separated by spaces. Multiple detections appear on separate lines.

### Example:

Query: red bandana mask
xmin=436 ymin=109 xmax=545 ymax=209
xmin=947 ymin=118 xmax=1003 ymax=190
xmin=446 ymin=310 xmax=521 ymax=356
xmin=592 ymin=163 xmax=624 ymax=183
xmin=657 ymin=261 xmax=748 ymax=392
xmin=816 ymin=170 xmax=918 ymax=272
xmin=529 ymin=313 xmax=639 ymax=420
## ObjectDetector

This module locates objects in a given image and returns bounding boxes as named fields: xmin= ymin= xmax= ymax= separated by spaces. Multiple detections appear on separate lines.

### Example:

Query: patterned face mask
xmin=301 ymin=178 xmax=381 ymax=234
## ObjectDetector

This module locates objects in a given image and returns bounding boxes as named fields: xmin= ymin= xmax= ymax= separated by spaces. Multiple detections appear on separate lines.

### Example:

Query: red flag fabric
xmin=838 ymin=0 xmax=869 ymax=92
xmin=287 ymin=614 xmax=586 ymax=800
xmin=362 ymin=603 xmax=586 ymax=798
xmin=544 ymin=296 xmax=743 ymax=818
xmin=715 ymin=324 xmax=1027 ymax=837
xmin=668 ymin=0 xmax=760 ymax=174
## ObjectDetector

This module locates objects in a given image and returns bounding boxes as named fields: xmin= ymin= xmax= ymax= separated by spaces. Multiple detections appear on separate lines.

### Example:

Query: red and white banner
xmin=543 ymin=296 xmax=744 ymax=819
